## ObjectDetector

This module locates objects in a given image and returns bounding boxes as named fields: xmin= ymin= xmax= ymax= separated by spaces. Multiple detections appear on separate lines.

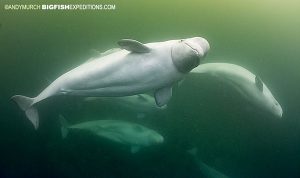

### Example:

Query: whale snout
xmin=171 ymin=36 xmax=210 ymax=73
xmin=194 ymin=37 xmax=210 ymax=54
xmin=185 ymin=37 xmax=210 ymax=58
xmin=153 ymin=134 xmax=164 ymax=144
xmin=273 ymin=103 xmax=283 ymax=119
xmin=158 ymin=135 xmax=164 ymax=143
xmin=279 ymin=111 xmax=283 ymax=118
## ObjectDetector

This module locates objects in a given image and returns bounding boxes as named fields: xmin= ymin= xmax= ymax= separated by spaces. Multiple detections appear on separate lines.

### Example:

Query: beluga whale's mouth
xmin=171 ymin=37 xmax=210 ymax=73
xmin=184 ymin=37 xmax=210 ymax=58
xmin=182 ymin=41 xmax=203 ymax=58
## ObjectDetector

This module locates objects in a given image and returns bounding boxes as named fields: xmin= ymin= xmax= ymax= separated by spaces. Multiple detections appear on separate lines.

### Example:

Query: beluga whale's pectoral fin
xmin=255 ymin=75 xmax=264 ymax=92
xmin=154 ymin=86 xmax=172 ymax=107
xmin=118 ymin=39 xmax=151 ymax=53
xmin=58 ymin=114 xmax=69 ymax=139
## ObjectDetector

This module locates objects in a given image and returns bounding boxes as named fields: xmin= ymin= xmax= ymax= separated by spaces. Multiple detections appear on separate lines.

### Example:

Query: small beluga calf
xmin=191 ymin=63 xmax=283 ymax=118
xmin=11 ymin=37 xmax=210 ymax=129
xmin=60 ymin=116 xmax=164 ymax=153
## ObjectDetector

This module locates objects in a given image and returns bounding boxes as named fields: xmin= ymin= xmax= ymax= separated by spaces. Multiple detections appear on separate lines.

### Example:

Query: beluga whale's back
xmin=12 ymin=37 xmax=210 ymax=129
xmin=191 ymin=63 xmax=283 ymax=118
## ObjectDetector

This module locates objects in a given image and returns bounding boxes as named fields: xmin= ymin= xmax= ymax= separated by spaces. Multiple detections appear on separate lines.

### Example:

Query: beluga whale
xmin=187 ymin=147 xmax=230 ymax=178
xmin=12 ymin=37 xmax=210 ymax=129
xmin=59 ymin=116 xmax=164 ymax=153
xmin=191 ymin=63 xmax=283 ymax=118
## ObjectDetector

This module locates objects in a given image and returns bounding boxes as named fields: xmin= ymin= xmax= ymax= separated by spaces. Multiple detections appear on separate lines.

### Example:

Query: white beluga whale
xmin=60 ymin=116 xmax=164 ymax=153
xmin=191 ymin=63 xmax=283 ymax=118
xmin=11 ymin=37 xmax=210 ymax=129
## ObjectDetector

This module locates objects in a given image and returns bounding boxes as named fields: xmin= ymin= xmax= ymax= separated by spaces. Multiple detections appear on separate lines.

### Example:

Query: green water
xmin=0 ymin=0 xmax=300 ymax=177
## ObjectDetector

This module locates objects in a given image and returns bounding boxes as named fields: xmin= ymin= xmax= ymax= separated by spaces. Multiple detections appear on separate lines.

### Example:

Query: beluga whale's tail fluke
xmin=11 ymin=95 xmax=39 ymax=129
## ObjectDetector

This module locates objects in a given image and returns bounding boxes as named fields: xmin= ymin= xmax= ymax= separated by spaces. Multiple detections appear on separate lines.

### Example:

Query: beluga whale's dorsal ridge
xmin=118 ymin=39 xmax=151 ymax=53
xmin=12 ymin=37 xmax=210 ymax=129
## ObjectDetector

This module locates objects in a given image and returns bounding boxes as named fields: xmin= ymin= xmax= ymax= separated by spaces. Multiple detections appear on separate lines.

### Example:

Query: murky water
xmin=0 ymin=0 xmax=299 ymax=177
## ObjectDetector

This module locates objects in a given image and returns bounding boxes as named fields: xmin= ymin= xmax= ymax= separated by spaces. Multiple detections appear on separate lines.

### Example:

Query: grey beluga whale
xmin=59 ymin=116 xmax=164 ymax=153
xmin=191 ymin=63 xmax=283 ymax=118
xmin=11 ymin=37 xmax=210 ymax=129
xmin=187 ymin=148 xmax=230 ymax=178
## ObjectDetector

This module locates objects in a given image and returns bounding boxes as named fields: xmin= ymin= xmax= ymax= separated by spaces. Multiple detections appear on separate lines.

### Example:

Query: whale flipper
xmin=11 ymin=95 xmax=39 ymax=129
xmin=255 ymin=75 xmax=263 ymax=92
xmin=59 ymin=115 xmax=69 ymax=139
xmin=118 ymin=39 xmax=151 ymax=53
xmin=154 ymin=86 xmax=172 ymax=107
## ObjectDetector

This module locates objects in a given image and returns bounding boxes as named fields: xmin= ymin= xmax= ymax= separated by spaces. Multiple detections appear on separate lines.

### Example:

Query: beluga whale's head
xmin=253 ymin=76 xmax=283 ymax=119
xmin=171 ymin=37 xmax=210 ymax=73
xmin=259 ymin=88 xmax=283 ymax=119
xmin=145 ymin=130 xmax=164 ymax=146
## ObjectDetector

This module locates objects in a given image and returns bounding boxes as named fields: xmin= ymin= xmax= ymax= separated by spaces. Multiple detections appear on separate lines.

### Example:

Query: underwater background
xmin=0 ymin=0 xmax=300 ymax=177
